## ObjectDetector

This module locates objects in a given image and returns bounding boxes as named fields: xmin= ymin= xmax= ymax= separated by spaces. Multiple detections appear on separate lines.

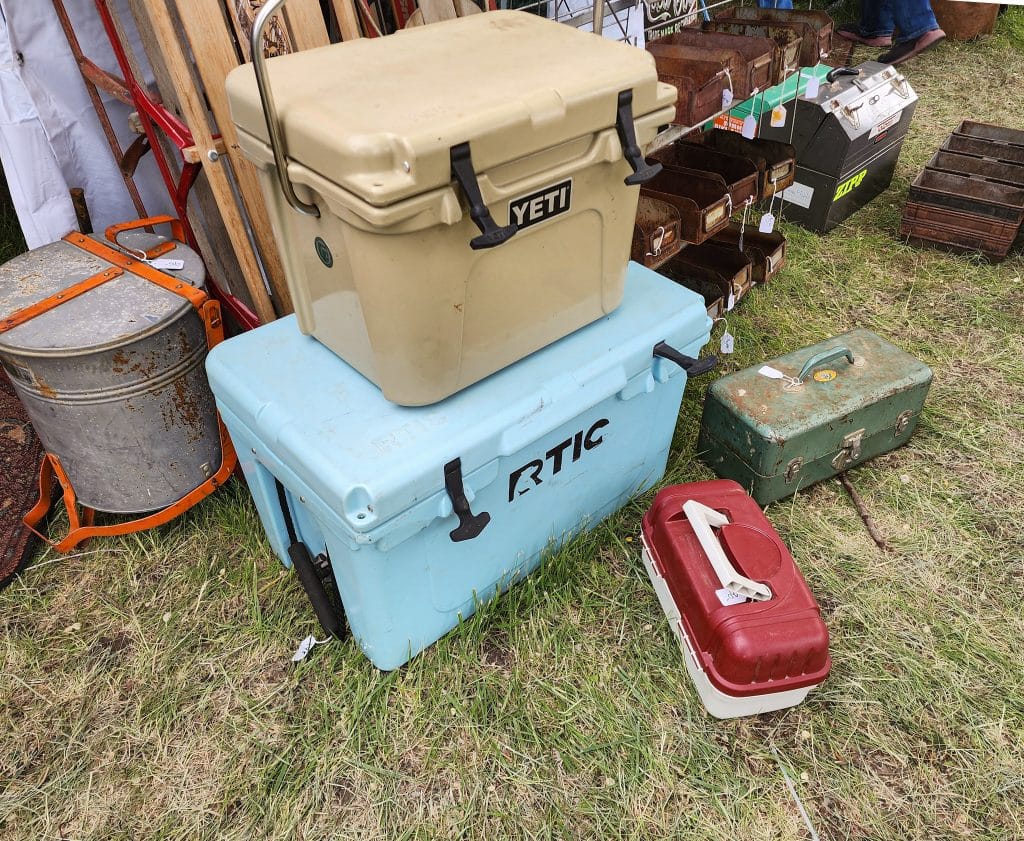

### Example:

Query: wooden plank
xmin=175 ymin=0 xmax=293 ymax=315
xmin=131 ymin=0 xmax=278 ymax=323
xmin=329 ymin=0 xmax=362 ymax=40
xmin=281 ymin=0 xmax=331 ymax=50
xmin=122 ymin=0 xmax=257 ymax=313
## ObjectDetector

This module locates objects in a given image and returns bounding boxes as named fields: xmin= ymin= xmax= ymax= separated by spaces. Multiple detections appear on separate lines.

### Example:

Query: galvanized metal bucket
xmin=0 ymin=225 xmax=222 ymax=514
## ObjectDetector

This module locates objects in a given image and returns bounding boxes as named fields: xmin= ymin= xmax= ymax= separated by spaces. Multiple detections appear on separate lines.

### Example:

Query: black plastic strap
xmin=653 ymin=341 xmax=717 ymax=376
xmin=826 ymin=67 xmax=860 ymax=84
xmin=615 ymin=90 xmax=662 ymax=186
xmin=274 ymin=478 xmax=347 ymax=639
xmin=443 ymin=458 xmax=490 ymax=542
xmin=450 ymin=142 xmax=517 ymax=250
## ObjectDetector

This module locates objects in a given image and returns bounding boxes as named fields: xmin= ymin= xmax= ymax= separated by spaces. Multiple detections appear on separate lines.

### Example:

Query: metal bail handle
xmin=252 ymin=0 xmax=320 ymax=218
xmin=683 ymin=500 xmax=772 ymax=602
xmin=798 ymin=346 xmax=854 ymax=382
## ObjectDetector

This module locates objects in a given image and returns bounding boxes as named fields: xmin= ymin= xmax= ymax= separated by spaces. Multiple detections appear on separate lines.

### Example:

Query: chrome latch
xmin=832 ymin=428 xmax=865 ymax=471
xmin=894 ymin=410 xmax=914 ymax=435
xmin=784 ymin=457 xmax=804 ymax=483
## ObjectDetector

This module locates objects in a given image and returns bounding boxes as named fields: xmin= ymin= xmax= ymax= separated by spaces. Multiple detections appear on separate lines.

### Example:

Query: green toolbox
xmin=697 ymin=330 xmax=932 ymax=505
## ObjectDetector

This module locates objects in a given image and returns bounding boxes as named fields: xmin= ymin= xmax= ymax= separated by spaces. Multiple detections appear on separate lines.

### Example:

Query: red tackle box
xmin=640 ymin=480 xmax=830 ymax=718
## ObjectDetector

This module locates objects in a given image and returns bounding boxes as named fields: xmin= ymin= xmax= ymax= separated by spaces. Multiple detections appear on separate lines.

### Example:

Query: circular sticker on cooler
xmin=314 ymin=236 xmax=333 ymax=268
xmin=814 ymin=369 xmax=838 ymax=382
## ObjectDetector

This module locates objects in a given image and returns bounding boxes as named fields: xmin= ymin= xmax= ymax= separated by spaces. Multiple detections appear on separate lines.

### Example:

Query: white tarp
xmin=0 ymin=0 xmax=170 ymax=250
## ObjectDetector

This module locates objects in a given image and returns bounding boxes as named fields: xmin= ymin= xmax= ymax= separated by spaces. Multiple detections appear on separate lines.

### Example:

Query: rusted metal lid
xmin=0 ymin=232 xmax=205 ymax=355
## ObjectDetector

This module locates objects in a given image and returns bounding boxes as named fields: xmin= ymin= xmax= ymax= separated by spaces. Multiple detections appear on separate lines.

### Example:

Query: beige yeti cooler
xmin=226 ymin=9 xmax=676 ymax=406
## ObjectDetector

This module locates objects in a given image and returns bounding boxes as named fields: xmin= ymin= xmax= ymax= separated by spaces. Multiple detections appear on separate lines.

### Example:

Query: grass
xmin=2 ymin=12 xmax=1024 ymax=840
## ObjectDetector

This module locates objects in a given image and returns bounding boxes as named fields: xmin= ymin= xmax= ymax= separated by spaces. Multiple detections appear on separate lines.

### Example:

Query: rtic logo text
xmin=508 ymin=418 xmax=608 ymax=502
xmin=834 ymin=169 xmax=868 ymax=202
xmin=508 ymin=179 xmax=572 ymax=230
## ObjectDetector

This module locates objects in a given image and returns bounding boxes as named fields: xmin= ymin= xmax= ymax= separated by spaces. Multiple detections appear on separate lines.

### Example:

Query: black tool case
xmin=757 ymin=62 xmax=918 ymax=233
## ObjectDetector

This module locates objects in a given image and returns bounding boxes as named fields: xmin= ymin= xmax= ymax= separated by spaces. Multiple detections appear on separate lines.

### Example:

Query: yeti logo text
xmin=508 ymin=180 xmax=572 ymax=231
xmin=507 ymin=418 xmax=608 ymax=502
xmin=834 ymin=169 xmax=868 ymax=202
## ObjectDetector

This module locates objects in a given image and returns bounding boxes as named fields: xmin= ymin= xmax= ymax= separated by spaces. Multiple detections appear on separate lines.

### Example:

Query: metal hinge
xmin=832 ymin=428 xmax=866 ymax=471
xmin=894 ymin=410 xmax=914 ymax=435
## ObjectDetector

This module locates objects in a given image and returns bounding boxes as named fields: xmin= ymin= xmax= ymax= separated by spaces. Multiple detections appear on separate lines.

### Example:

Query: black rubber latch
xmin=653 ymin=341 xmax=718 ymax=376
xmin=443 ymin=457 xmax=490 ymax=542
xmin=826 ymin=66 xmax=860 ymax=84
xmin=615 ymin=90 xmax=662 ymax=186
xmin=450 ymin=142 xmax=517 ymax=250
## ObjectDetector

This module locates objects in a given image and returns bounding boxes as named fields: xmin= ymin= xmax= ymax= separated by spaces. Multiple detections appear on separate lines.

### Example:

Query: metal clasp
xmin=832 ymin=428 xmax=865 ymax=471
xmin=894 ymin=410 xmax=914 ymax=435
xmin=784 ymin=457 xmax=804 ymax=483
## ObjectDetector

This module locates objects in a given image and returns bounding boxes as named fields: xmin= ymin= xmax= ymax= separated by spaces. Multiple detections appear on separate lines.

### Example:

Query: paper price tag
xmin=150 ymin=258 xmax=185 ymax=271
xmin=720 ymin=331 xmax=734 ymax=354
xmin=291 ymin=634 xmax=331 ymax=663
xmin=722 ymin=88 xmax=734 ymax=110
xmin=742 ymin=115 xmax=757 ymax=140
xmin=804 ymin=76 xmax=821 ymax=99
xmin=770 ymin=104 xmax=787 ymax=128
xmin=759 ymin=365 xmax=787 ymax=380
xmin=726 ymin=292 xmax=736 ymax=312
xmin=759 ymin=213 xmax=776 ymax=234
xmin=716 ymin=588 xmax=748 ymax=607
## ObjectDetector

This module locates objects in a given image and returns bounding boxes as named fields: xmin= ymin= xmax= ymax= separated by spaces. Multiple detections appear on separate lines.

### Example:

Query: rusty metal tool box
xmin=697 ymin=329 xmax=932 ymax=505
xmin=657 ymin=259 xmax=727 ymax=320
xmin=943 ymin=134 xmax=1024 ymax=166
xmin=953 ymin=120 xmax=1024 ymax=148
xmin=663 ymin=242 xmax=753 ymax=308
xmin=760 ymin=62 xmax=917 ymax=233
xmin=652 ymin=143 xmax=759 ymax=209
xmin=646 ymin=30 xmax=775 ymax=99
xmin=926 ymin=150 xmax=1024 ymax=188
xmin=900 ymin=201 xmax=1020 ymax=261
xmin=640 ymin=167 xmax=732 ymax=244
xmin=632 ymin=197 xmax=684 ymax=269
xmin=692 ymin=130 xmax=796 ymax=199
xmin=641 ymin=480 xmax=830 ymax=718
xmin=644 ymin=50 xmax=732 ymax=127
xmin=907 ymin=169 xmax=1024 ymax=226
xmin=709 ymin=223 xmax=786 ymax=284
xmin=226 ymin=10 xmax=676 ymax=406
xmin=713 ymin=6 xmax=833 ymax=68
xmin=702 ymin=18 xmax=804 ymax=78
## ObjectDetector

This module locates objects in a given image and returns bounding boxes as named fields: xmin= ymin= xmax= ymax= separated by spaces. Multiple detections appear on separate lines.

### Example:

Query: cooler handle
xmin=682 ymin=500 xmax=772 ymax=602
xmin=252 ymin=0 xmax=320 ymax=218
xmin=653 ymin=341 xmax=717 ymax=376
xmin=826 ymin=67 xmax=860 ymax=84
xmin=798 ymin=346 xmax=854 ymax=382
xmin=615 ymin=90 xmax=662 ymax=186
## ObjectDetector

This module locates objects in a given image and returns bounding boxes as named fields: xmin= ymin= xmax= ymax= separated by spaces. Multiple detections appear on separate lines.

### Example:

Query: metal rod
xmin=591 ymin=0 xmax=604 ymax=36
xmin=252 ymin=0 xmax=320 ymax=217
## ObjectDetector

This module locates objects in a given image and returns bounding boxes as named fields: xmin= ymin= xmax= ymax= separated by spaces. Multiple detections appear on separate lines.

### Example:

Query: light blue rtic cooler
xmin=206 ymin=263 xmax=712 ymax=670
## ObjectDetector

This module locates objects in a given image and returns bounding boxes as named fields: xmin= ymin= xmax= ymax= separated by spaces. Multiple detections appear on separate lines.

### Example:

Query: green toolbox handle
xmin=799 ymin=346 xmax=855 ymax=382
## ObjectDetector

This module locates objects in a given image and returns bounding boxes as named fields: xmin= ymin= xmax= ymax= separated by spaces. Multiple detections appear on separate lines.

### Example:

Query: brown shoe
xmin=878 ymin=29 xmax=946 ymax=66
xmin=835 ymin=23 xmax=893 ymax=47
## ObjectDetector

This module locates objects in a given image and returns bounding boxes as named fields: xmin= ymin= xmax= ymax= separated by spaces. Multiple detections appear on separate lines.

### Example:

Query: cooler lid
xmin=0 ymin=233 xmax=205 ymax=355
xmin=226 ymin=11 xmax=675 ymax=207
xmin=206 ymin=263 xmax=711 ymax=537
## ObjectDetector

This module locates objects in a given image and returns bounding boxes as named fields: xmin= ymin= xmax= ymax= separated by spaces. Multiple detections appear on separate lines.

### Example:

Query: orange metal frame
xmin=16 ymin=217 xmax=238 ymax=553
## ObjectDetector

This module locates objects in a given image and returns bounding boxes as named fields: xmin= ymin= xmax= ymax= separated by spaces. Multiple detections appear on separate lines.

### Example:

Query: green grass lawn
xmin=2 ymin=13 xmax=1024 ymax=841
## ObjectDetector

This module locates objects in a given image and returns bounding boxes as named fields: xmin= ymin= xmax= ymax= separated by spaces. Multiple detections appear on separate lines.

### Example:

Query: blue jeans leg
xmin=858 ymin=0 xmax=896 ymax=38
xmin=757 ymin=0 xmax=794 ymax=8
xmin=890 ymin=0 xmax=940 ymax=42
